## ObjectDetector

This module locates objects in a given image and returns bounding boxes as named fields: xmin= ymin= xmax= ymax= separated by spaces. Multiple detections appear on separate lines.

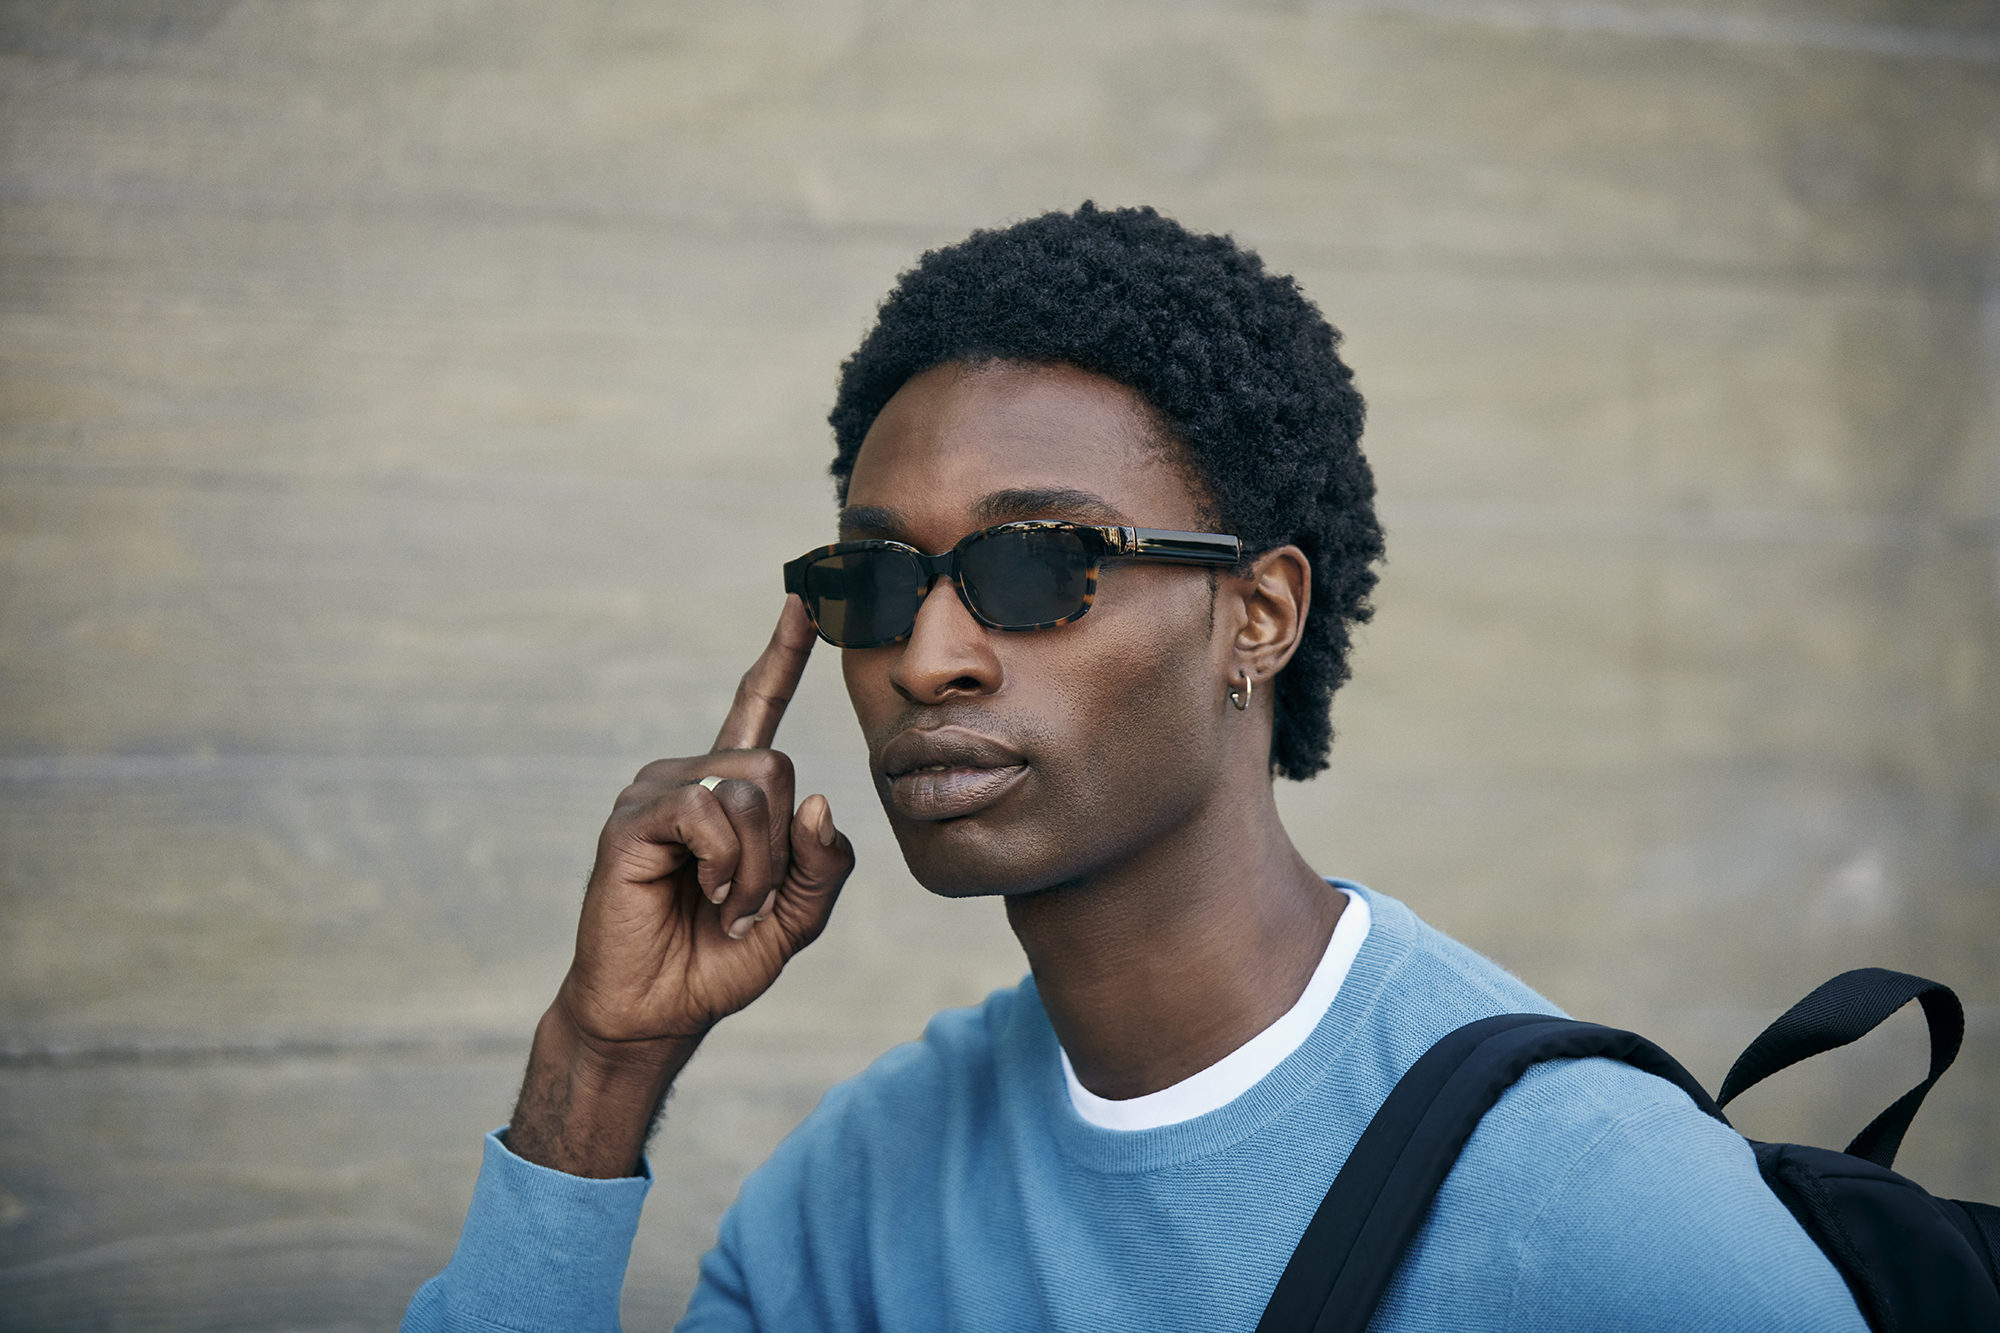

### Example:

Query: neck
xmin=1005 ymin=778 xmax=1344 ymax=1102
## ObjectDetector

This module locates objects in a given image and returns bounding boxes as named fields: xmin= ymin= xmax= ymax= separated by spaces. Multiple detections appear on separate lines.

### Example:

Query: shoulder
xmin=1334 ymin=892 xmax=1864 ymax=1329
xmin=1315 ymin=887 xmax=1568 ymax=1099
xmin=1348 ymin=885 xmax=1559 ymax=1018
xmin=1465 ymin=1054 xmax=1749 ymax=1206
xmin=1386 ymin=1057 xmax=1866 ymax=1331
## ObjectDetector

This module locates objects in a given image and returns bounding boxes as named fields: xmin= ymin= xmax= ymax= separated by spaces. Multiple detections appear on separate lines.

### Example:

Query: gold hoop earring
xmin=1228 ymin=672 xmax=1253 ymax=712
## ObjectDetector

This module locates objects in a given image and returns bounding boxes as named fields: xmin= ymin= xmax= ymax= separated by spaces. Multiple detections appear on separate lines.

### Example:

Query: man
xmin=404 ymin=205 xmax=1863 ymax=1330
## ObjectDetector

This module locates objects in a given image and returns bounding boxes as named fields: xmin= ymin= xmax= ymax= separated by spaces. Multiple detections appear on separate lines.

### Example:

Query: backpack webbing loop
xmin=1715 ymin=968 xmax=1963 ymax=1170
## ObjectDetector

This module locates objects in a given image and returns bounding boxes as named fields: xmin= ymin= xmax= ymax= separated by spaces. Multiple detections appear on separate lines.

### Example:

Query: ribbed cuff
xmin=416 ymin=1128 xmax=652 ymax=1333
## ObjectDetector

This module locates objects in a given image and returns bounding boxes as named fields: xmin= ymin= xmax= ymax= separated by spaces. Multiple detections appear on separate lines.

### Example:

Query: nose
xmin=890 ymin=575 xmax=1002 ymax=704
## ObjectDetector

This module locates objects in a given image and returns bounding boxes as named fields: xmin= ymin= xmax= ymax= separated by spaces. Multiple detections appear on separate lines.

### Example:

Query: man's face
xmin=840 ymin=360 xmax=1238 ymax=898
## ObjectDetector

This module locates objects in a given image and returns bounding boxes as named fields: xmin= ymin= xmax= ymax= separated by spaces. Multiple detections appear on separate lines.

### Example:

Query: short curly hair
xmin=828 ymin=203 xmax=1382 ymax=780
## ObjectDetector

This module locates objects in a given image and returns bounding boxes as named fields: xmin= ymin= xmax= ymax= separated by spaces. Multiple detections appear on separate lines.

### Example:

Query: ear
xmin=1227 ymin=545 xmax=1311 ymax=687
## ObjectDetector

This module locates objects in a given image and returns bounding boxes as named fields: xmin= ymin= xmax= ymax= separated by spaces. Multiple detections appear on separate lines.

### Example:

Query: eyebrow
xmin=836 ymin=487 xmax=1130 ymax=540
xmin=835 ymin=504 xmax=902 ymax=537
xmin=974 ymin=487 xmax=1126 ymax=525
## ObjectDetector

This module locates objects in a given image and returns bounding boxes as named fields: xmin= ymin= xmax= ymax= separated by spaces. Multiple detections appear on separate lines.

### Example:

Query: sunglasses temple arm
xmin=1124 ymin=528 xmax=1243 ymax=564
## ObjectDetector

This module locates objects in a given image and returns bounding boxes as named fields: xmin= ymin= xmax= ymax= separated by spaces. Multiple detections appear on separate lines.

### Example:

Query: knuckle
xmin=611 ymin=782 xmax=667 ymax=821
xmin=743 ymin=749 xmax=793 ymax=786
xmin=715 ymin=778 xmax=769 ymax=814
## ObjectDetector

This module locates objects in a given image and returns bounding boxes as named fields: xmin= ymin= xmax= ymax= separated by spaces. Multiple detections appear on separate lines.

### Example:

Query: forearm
xmin=507 ymin=1000 xmax=705 ymax=1179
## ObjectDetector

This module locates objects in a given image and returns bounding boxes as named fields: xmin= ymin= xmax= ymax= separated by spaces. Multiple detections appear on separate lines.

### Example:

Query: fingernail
xmin=708 ymin=879 xmax=730 ymax=905
xmin=726 ymin=912 xmax=758 ymax=940
xmin=817 ymin=802 xmax=837 ymax=848
xmin=752 ymin=889 xmax=778 ymax=922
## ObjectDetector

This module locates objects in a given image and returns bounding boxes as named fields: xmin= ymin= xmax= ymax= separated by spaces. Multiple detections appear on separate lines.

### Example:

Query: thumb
xmin=774 ymin=793 xmax=853 ymax=945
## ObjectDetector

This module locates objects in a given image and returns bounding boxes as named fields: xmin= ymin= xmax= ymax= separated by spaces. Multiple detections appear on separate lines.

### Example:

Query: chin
xmin=889 ymin=814 xmax=1068 ymax=900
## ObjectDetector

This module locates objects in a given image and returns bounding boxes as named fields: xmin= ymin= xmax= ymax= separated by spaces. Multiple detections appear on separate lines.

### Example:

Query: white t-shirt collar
xmin=1060 ymin=886 xmax=1371 ymax=1132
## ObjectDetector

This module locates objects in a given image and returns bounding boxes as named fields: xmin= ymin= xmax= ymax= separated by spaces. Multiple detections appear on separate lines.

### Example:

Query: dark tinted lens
xmin=803 ymin=549 xmax=925 ymax=646
xmin=959 ymin=528 xmax=1091 ymax=627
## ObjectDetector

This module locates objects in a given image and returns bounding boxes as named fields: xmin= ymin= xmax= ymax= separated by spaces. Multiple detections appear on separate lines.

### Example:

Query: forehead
xmin=841 ymin=361 xmax=1208 ymax=540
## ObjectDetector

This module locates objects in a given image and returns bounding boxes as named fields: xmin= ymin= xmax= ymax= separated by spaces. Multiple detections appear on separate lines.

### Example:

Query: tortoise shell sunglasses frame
xmin=782 ymin=520 xmax=1244 ymax=649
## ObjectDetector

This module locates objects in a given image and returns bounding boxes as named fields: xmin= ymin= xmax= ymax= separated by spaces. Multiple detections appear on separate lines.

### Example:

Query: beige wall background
xmin=2 ymin=1 xmax=1996 ymax=1327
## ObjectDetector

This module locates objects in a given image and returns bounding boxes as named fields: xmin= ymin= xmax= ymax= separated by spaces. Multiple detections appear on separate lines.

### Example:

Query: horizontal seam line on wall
xmin=0 ymin=1035 xmax=528 ymax=1069
xmin=0 ymin=2 xmax=1992 ymax=64
xmin=0 ymin=181 xmax=1991 ymax=294
xmin=1319 ymin=0 xmax=2000 ymax=64
xmin=0 ymin=752 xmax=863 ymax=782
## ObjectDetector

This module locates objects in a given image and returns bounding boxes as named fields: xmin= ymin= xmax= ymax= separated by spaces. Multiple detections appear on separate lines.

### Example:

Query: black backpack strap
xmin=1257 ymin=1014 xmax=1726 ymax=1333
xmin=1715 ymin=969 xmax=1962 ymax=1170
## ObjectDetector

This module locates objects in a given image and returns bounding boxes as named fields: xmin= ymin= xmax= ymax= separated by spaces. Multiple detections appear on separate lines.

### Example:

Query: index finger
xmin=713 ymin=594 xmax=818 ymax=753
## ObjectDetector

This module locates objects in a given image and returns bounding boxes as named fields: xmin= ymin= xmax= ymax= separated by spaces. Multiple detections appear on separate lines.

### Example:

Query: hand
xmin=509 ymin=596 xmax=855 ymax=1176
xmin=561 ymin=594 xmax=853 ymax=1042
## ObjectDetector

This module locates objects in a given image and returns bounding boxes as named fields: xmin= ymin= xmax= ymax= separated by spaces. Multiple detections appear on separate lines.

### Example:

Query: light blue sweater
xmin=405 ymin=885 xmax=1865 ymax=1331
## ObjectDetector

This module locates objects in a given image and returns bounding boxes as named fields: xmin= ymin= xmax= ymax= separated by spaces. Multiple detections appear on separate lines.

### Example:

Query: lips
xmin=879 ymin=727 xmax=1029 ymax=822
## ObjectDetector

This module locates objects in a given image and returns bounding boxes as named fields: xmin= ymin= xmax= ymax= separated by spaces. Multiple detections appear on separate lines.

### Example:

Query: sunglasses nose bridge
xmin=911 ymin=549 xmax=958 ymax=595
xmin=895 ymin=550 xmax=994 ymax=651
xmin=913 ymin=550 xmax=982 ymax=623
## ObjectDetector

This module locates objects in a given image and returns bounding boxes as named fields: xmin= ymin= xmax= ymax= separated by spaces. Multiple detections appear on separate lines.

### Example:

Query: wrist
xmin=507 ymin=1002 xmax=705 ymax=1179
xmin=549 ymin=990 xmax=705 ymax=1086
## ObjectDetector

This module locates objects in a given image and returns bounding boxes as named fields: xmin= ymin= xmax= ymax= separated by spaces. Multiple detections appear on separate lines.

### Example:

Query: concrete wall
xmin=2 ymin=2 xmax=1996 ymax=1326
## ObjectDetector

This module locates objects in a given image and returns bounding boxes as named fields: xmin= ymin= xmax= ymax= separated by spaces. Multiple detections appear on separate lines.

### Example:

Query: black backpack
xmin=1258 ymin=968 xmax=2000 ymax=1333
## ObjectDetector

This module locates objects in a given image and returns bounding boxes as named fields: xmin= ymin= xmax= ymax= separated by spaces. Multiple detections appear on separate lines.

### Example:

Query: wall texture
xmin=2 ymin=1 xmax=1996 ymax=1326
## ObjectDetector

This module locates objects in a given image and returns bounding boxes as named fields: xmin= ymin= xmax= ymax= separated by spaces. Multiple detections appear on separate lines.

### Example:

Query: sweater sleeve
xmin=400 ymin=1129 xmax=652 ymax=1333
xmin=1500 ymin=1084 xmax=1869 ymax=1332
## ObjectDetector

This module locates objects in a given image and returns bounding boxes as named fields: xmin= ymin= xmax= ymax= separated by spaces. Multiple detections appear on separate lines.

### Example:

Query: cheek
xmin=870 ymin=584 xmax=1225 ymax=896
xmin=840 ymin=645 xmax=895 ymax=724
xmin=1041 ymin=590 xmax=1221 ymax=791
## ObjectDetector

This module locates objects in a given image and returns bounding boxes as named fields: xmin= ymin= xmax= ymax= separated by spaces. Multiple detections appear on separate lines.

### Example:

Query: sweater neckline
xmin=1058 ymin=887 xmax=1370 ymax=1130
xmin=1015 ymin=881 xmax=1415 ymax=1177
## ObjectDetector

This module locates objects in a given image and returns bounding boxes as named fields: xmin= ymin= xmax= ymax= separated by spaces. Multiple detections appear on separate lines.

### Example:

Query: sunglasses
xmin=783 ymin=521 xmax=1244 ymax=649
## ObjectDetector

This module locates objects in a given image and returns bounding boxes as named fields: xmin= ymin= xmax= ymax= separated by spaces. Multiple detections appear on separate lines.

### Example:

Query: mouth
xmin=879 ymin=727 xmax=1030 ymax=822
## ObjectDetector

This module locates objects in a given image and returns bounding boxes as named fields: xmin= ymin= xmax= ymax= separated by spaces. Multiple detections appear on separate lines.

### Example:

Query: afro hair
xmin=828 ymin=203 xmax=1383 ymax=780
